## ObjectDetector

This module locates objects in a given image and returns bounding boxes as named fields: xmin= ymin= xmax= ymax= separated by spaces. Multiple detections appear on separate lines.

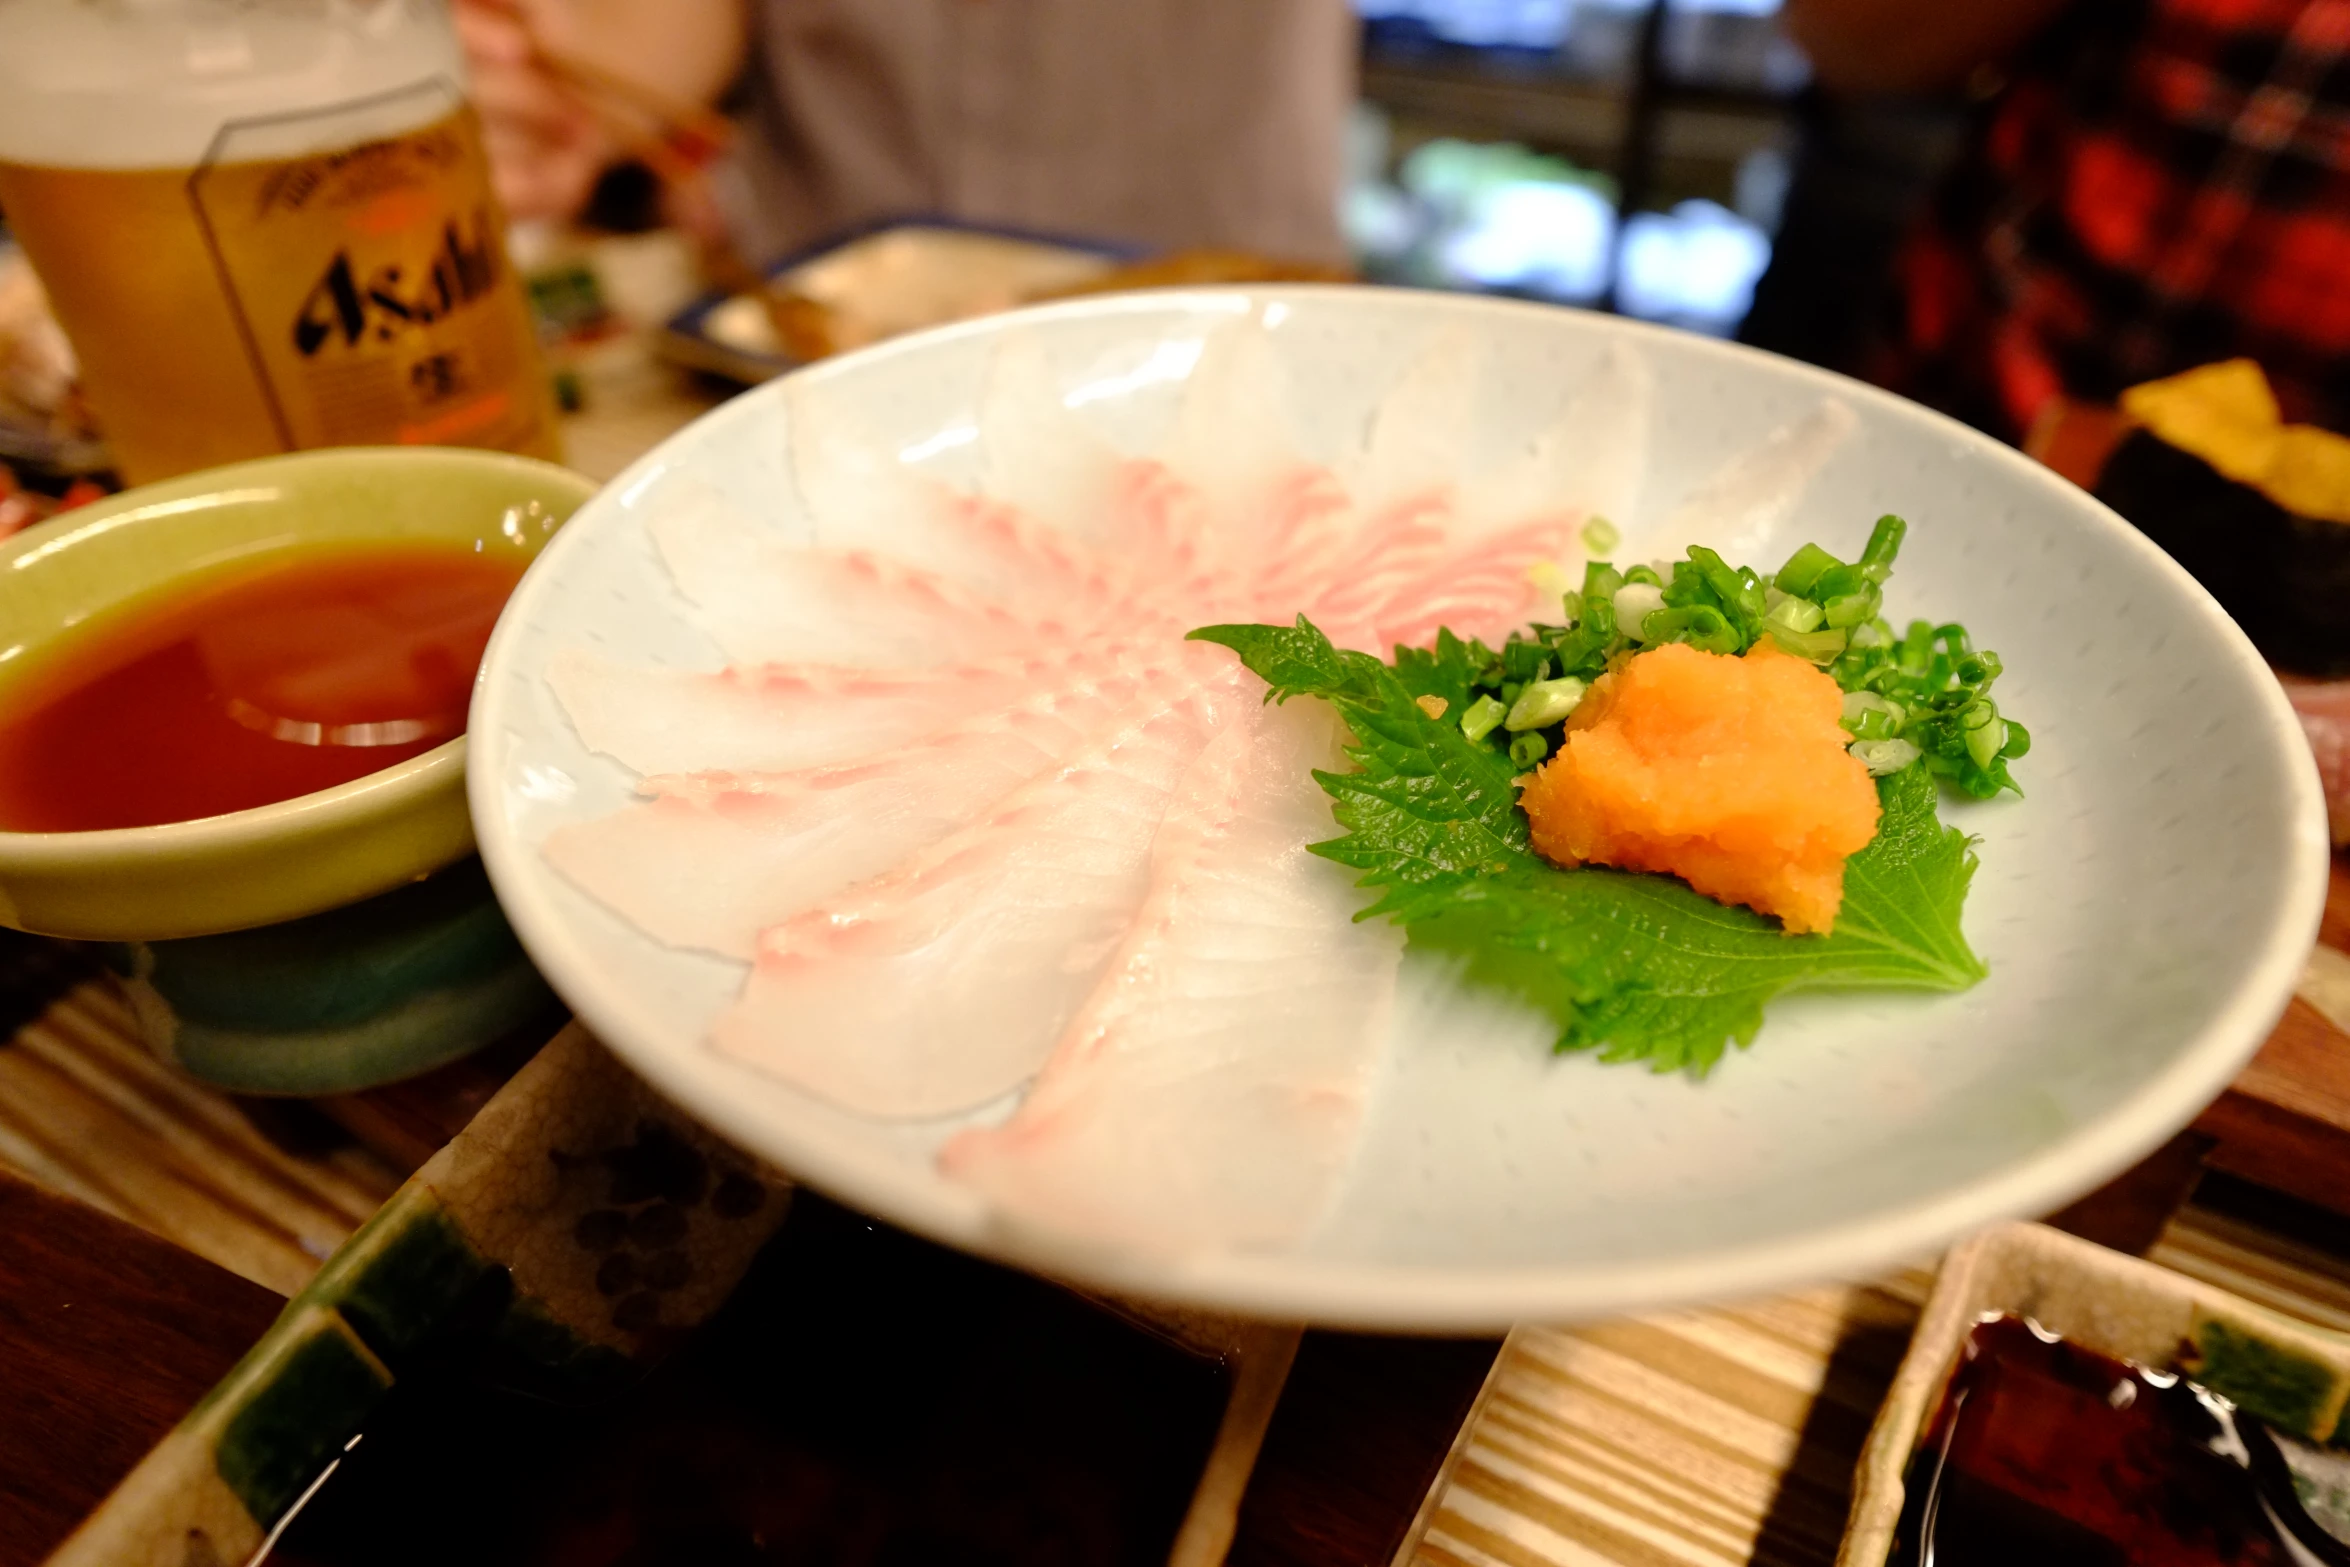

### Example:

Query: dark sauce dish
xmin=1891 ymin=1315 xmax=2350 ymax=1567
xmin=2242 ymin=1418 xmax=2350 ymax=1567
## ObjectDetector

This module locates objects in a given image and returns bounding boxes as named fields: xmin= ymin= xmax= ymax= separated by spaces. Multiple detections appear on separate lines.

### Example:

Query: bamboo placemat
xmin=0 ymin=977 xmax=399 ymax=1296
xmin=1400 ymin=1210 xmax=2350 ymax=1567
xmin=9 ymin=957 xmax=2350 ymax=1567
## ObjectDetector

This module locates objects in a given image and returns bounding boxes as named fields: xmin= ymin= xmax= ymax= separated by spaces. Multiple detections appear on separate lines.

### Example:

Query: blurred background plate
xmin=652 ymin=217 xmax=1136 ymax=385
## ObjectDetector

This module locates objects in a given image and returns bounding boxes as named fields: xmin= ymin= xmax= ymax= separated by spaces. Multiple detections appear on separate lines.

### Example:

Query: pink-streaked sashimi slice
xmin=548 ymin=635 xmax=1178 ymax=777
xmin=709 ymin=674 xmax=1254 ymax=1119
xmin=942 ymin=696 xmax=1401 ymax=1255
xmin=1339 ymin=513 xmax=1590 ymax=650
xmin=1230 ymin=468 xmax=1383 ymax=615
xmin=783 ymin=377 xmax=1143 ymax=610
xmin=1276 ymin=497 xmax=1461 ymax=648
xmin=650 ymin=497 xmax=1101 ymax=667
xmin=1101 ymin=459 xmax=1380 ymax=634
xmin=784 ymin=378 xmax=959 ymax=557
xmin=936 ymin=493 xmax=1169 ymax=620
xmin=1099 ymin=460 xmax=1258 ymax=613
xmin=541 ymin=649 xmax=1238 ymax=958
xmin=1162 ymin=316 xmax=1307 ymax=522
xmin=973 ymin=332 xmax=1128 ymax=545
xmin=1148 ymin=318 xmax=1380 ymax=585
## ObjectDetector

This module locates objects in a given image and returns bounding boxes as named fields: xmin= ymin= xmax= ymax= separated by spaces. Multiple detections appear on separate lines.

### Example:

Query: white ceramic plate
xmin=472 ymin=288 xmax=2327 ymax=1330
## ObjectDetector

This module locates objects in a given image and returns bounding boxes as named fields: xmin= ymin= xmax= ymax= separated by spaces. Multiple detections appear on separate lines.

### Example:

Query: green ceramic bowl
xmin=0 ymin=447 xmax=594 ymax=940
xmin=0 ymin=448 xmax=596 ymax=1093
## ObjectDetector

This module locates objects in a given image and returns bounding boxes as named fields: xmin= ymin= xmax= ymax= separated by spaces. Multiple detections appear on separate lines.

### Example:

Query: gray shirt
xmin=725 ymin=0 xmax=1355 ymax=265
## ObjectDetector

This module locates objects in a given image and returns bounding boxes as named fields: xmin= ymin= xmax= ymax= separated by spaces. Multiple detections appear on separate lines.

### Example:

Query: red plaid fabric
xmin=1868 ymin=0 xmax=2350 ymax=443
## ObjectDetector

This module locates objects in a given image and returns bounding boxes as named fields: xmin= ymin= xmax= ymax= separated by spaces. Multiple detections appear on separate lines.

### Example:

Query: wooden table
xmin=0 ymin=1169 xmax=281 ymax=1567
xmin=8 ymin=317 xmax=2350 ymax=1567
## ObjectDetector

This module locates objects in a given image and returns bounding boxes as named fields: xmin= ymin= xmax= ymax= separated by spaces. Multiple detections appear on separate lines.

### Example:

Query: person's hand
xmin=454 ymin=0 xmax=614 ymax=221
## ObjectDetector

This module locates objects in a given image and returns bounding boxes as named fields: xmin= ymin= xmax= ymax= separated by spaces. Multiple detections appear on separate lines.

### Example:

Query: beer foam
xmin=0 ymin=0 xmax=467 ymax=169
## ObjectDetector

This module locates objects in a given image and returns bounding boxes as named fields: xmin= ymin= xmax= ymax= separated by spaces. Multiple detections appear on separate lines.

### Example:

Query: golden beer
xmin=0 ymin=2 xmax=557 ymax=484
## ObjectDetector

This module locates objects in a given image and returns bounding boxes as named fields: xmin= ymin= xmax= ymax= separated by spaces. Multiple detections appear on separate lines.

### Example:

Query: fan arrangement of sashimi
xmin=537 ymin=318 xmax=1858 ymax=1258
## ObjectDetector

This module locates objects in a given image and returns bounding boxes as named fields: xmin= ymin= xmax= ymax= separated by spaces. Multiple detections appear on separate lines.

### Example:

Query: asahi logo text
xmin=292 ymin=210 xmax=502 ymax=356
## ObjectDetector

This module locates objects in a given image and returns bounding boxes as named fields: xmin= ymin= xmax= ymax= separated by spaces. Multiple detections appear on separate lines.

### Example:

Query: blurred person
xmin=456 ymin=0 xmax=1354 ymax=265
xmin=1783 ymin=0 xmax=2350 ymax=445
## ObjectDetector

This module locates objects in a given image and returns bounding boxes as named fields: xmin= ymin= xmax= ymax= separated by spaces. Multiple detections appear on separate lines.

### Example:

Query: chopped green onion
xmin=1509 ymin=732 xmax=1551 ymax=768
xmin=1642 ymin=604 xmax=1741 ymax=655
xmin=1766 ymin=594 xmax=1826 ymax=634
xmin=1499 ymin=640 xmax=1552 ymax=682
xmin=1506 ymin=676 xmax=1587 ymax=731
xmin=1614 ymin=581 xmax=1667 ymax=633
xmin=1472 ymin=510 xmax=2025 ymax=798
xmin=1851 ymin=737 xmax=1922 ymax=776
xmin=1773 ymin=541 xmax=1839 ymax=599
xmin=1961 ymin=706 xmax=2008 ymax=769
xmin=1812 ymin=563 xmax=1869 ymax=603
xmin=1764 ymin=624 xmax=1849 ymax=662
xmin=1822 ymin=590 xmax=1880 ymax=629
xmin=1582 ymin=516 xmax=1620 ymax=554
xmin=1859 ymin=514 xmax=1906 ymax=576
xmin=1840 ymin=689 xmax=1906 ymax=740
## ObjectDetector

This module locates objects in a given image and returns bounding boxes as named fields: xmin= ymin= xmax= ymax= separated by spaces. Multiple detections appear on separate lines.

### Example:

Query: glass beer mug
xmin=0 ymin=0 xmax=560 ymax=484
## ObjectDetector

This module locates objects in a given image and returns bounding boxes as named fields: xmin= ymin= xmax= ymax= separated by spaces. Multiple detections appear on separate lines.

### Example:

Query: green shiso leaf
xmin=1188 ymin=615 xmax=1987 ymax=1076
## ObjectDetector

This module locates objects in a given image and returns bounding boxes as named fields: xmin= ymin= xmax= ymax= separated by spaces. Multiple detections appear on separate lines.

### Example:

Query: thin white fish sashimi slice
xmin=1237 ymin=469 xmax=1389 ymax=619
xmin=1323 ymin=513 xmax=1590 ymax=651
xmin=1342 ymin=327 xmax=1482 ymax=514
xmin=548 ymin=634 xmax=1178 ymax=777
xmin=1110 ymin=459 xmax=1415 ymax=640
xmin=942 ymin=695 xmax=1401 ymax=1255
xmin=944 ymin=492 xmax=1159 ymax=612
xmin=1644 ymin=399 xmax=1856 ymax=565
xmin=1462 ymin=341 xmax=1654 ymax=535
xmin=973 ymin=332 xmax=1128 ymax=546
xmin=1100 ymin=460 xmax=1270 ymax=616
xmin=780 ymin=381 xmax=1156 ymax=613
xmin=540 ymin=648 xmax=1238 ymax=960
xmin=709 ymin=671 xmax=1254 ymax=1120
xmin=1147 ymin=317 xmax=1394 ymax=589
xmin=650 ymin=500 xmax=1116 ymax=668
xmin=1162 ymin=315 xmax=1307 ymax=524
xmin=1280 ymin=497 xmax=1462 ymax=648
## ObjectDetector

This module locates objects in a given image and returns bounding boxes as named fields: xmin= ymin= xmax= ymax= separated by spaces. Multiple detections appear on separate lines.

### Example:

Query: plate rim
xmin=472 ymin=284 xmax=2331 ymax=1329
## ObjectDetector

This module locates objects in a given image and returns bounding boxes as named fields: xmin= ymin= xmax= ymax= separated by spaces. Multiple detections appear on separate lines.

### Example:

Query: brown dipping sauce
xmin=1891 ymin=1314 xmax=2345 ymax=1566
xmin=0 ymin=544 xmax=525 ymax=833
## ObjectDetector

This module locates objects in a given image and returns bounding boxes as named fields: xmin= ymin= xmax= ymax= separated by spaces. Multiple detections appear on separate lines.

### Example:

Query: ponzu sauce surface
xmin=0 ymin=544 xmax=526 ymax=832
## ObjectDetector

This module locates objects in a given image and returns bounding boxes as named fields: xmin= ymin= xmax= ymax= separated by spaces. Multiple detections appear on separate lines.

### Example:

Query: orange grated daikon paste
xmin=1517 ymin=640 xmax=1880 ymax=933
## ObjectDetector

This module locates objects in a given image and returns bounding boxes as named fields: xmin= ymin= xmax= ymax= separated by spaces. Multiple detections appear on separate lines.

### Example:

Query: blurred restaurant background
xmin=1 ymin=0 xmax=1955 ymax=516
xmin=1349 ymin=0 xmax=1822 ymax=338
xmin=5 ymin=0 xmax=2346 ymax=695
